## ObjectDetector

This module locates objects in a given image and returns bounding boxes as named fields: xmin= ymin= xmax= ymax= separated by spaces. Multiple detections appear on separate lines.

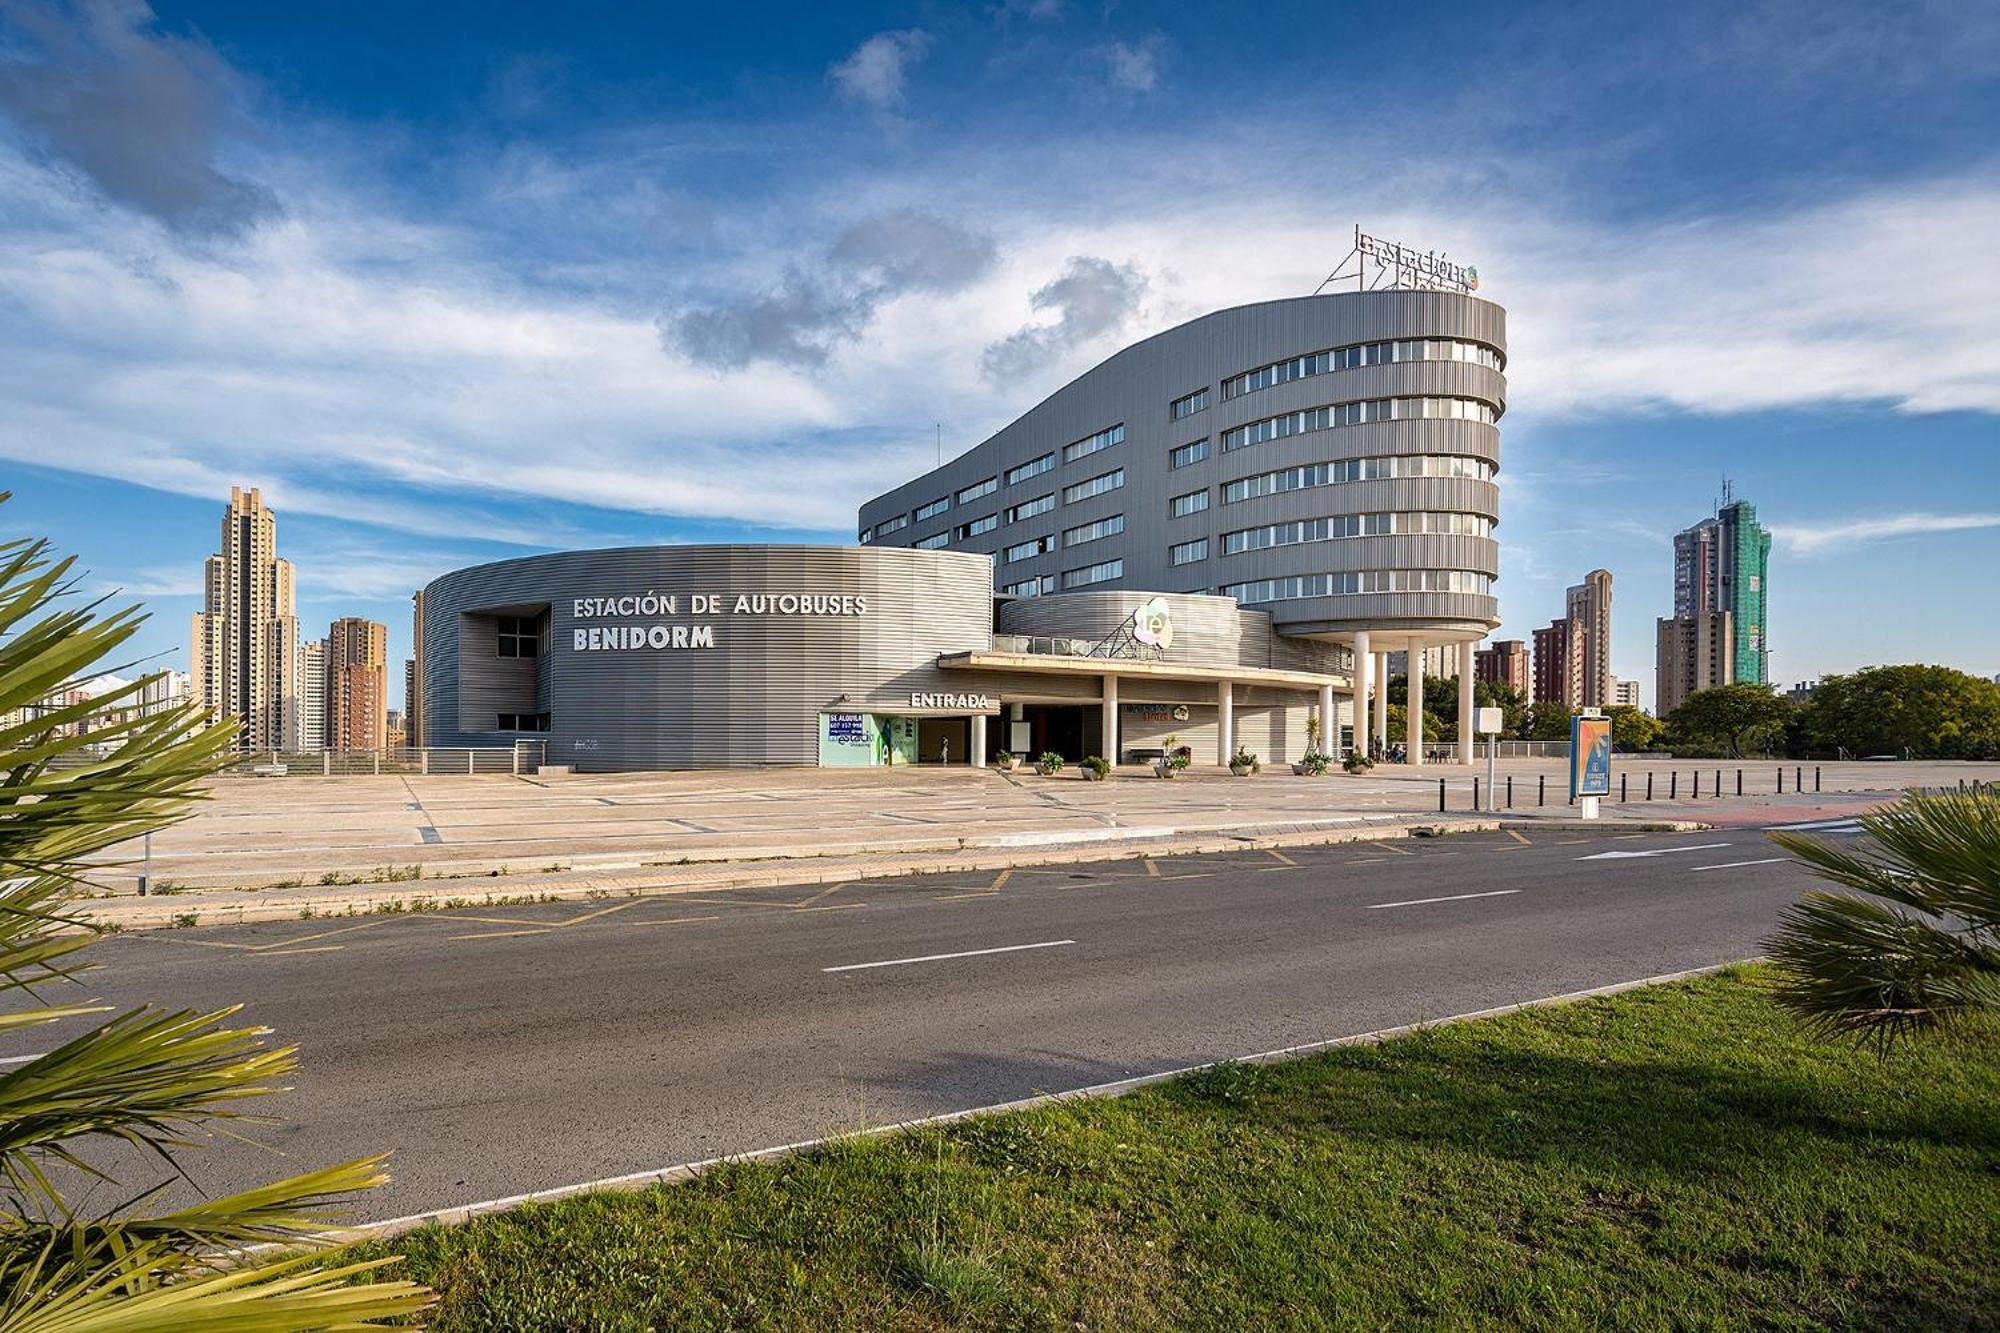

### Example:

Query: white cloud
xmin=1770 ymin=512 xmax=2000 ymax=555
xmin=829 ymin=30 xmax=932 ymax=112
xmin=1104 ymin=38 xmax=1166 ymax=93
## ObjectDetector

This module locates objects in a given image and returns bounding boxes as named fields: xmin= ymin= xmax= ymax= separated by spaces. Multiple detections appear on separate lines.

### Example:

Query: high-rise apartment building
xmin=1564 ymin=568 xmax=1613 ymax=708
xmin=1613 ymin=679 xmax=1642 ymax=709
xmin=1532 ymin=618 xmax=1585 ymax=710
xmin=295 ymin=639 xmax=328 ymax=750
xmin=404 ymin=657 xmax=419 ymax=751
xmin=190 ymin=486 xmax=299 ymax=751
xmin=1673 ymin=497 xmax=1769 ymax=686
xmin=327 ymin=617 xmax=388 ymax=751
xmin=1474 ymin=639 xmax=1529 ymax=695
xmin=1655 ymin=612 xmax=1735 ymax=716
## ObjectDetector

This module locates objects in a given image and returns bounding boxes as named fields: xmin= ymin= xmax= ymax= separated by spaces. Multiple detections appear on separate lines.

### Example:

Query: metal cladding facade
xmin=859 ymin=290 xmax=1505 ymax=641
xmin=421 ymin=545 xmax=997 ymax=770
xmin=997 ymin=591 xmax=1338 ymax=677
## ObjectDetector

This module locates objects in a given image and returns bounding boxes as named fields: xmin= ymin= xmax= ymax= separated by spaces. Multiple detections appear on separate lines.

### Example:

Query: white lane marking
xmin=1762 ymin=818 xmax=1863 ymax=832
xmin=1577 ymin=842 xmax=1732 ymax=861
xmin=1691 ymin=858 xmax=1792 ymax=871
xmin=1366 ymin=889 xmax=1521 ymax=910
xmin=822 ymin=939 xmax=1076 ymax=973
xmin=0 ymin=1053 xmax=46 ymax=1067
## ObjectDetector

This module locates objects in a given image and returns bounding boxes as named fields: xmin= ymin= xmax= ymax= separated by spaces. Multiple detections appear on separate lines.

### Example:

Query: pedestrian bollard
xmin=1671 ymin=771 xmax=1678 ymax=799
xmin=1795 ymin=766 xmax=1803 ymax=792
xmin=1473 ymin=777 xmax=1480 ymax=810
xmin=1736 ymin=769 xmax=1743 ymax=796
xmin=1646 ymin=772 xmax=1654 ymax=800
xmin=1693 ymin=770 xmax=1701 ymax=799
xmin=1538 ymin=774 xmax=1546 ymax=807
xmin=1778 ymin=767 xmax=1785 ymax=793
xmin=1507 ymin=775 xmax=1514 ymax=808
xmin=1714 ymin=769 xmax=1722 ymax=798
xmin=1620 ymin=773 xmax=1628 ymax=803
xmin=1815 ymin=766 xmax=1821 ymax=792
xmin=1438 ymin=777 xmax=1446 ymax=812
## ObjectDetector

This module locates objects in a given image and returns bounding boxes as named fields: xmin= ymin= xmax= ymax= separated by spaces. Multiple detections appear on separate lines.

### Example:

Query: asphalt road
xmin=11 ymin=822 xmax=1853 ymax=1222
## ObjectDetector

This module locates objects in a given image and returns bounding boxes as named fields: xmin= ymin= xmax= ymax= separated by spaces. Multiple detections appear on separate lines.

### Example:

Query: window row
xmin=1062 ymin=468 xmax=1124 ymax=504
xmin=1001 ymin=575 xmax=1058 ymax=597
xmin=496 ymin=615 xmax=541 ymax=658
xmin=1169 ymin=538 xmax=1209 ymax=566
xmin=956 ymin=513 xmax=998 ymax=539
xmin=914 ymin=495 xmax=950 ymax=522
xmin=1220 ymin=338 xmax=1503 ymax=401
xmin=1062 ymin=423 xmax=1125 ymax=464
xmin=872 ymin=513 xmax=908 ymax=538
xmin=1063 ymin=559 xmax=1123 ymax=589
xmin=1169 ymin=439 xmax=1208 ymax=469
xmin=957 ymin=476 xmax=997 ymax=504
xmin=1221 ymin=396 xmax=1497 ymax=452
xmin=1221 ymin=511 xmax=1493 ymax=553
xmin=1170 ymin=489 xmax=1210 ymax=518
xmin=1221 ymin=454 xmax=1494 ymax=504
xmin=1006 ymin=452 xmax=1055 ymax=485
xmin=1169 ymin=387 xmax=1209 ymax=420
xmin=496 ymin=712 xmax=550 ymax=732
xmin=1005 ymin=493 xmax=1055 ymax=523
xmin=1003 ymin=535 xmax=1056 ymax=563
xmin=913 ymin=531 xmax=950 ymax=550
xmin=1218 ymin=569 xmax=1494 ymax=604
xmin=1063 ymin=513 xmax=1124 ymax=547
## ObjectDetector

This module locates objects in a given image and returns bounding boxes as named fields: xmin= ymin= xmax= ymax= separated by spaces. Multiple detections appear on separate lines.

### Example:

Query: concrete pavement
xmin=24 ymin=821 xmax=1847 ymax=1223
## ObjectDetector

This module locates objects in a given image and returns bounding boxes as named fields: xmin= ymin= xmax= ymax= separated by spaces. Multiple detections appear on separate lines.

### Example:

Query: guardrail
xmin=213 ymin=744 xmax=547 ymax=777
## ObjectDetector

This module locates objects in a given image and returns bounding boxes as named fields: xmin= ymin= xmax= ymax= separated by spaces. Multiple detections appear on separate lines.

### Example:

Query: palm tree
xmin=1764 ymin=786 xmax=2000 ymax=1051
xmin=0 ymin=501 xmax=431 ymax=1329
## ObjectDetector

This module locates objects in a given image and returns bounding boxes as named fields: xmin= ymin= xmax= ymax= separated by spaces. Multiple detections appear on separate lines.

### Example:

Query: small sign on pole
xmin=1477 ymin=707 xmax=1503 ymax=813
xmin=1570 ymin=710 xmax=1612 ymax=819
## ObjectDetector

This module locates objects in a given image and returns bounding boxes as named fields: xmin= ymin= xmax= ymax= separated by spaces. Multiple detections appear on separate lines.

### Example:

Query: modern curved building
xmin=859 ymin=288 xmax=1507 ymax=763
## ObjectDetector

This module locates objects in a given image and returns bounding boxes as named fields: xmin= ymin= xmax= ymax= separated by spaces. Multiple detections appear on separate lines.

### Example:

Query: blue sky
xmin=2 ymin=0 xmax=1996 ymax=707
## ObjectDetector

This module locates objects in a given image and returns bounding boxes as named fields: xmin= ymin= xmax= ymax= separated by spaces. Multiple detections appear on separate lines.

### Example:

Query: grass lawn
xmin=370 ymin=967 xmax=1999 ymax=1330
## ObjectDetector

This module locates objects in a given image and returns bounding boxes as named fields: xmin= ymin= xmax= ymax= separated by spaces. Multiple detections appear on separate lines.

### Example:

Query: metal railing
xmin=213 ymin=742 xmax=547 ymax=777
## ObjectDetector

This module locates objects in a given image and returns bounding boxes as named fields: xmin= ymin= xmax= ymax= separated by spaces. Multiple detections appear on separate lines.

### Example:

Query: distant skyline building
xmin=1613 ymin=678 xmax=1641 ymax=709
xmin=1532 ymin=617 xmax=1584 ymax=710
xmin=1656 ymin=612 xmax=1735 ymax=716
xmin=1475 ymin=639 xmax=1529 ymax=695
xmin=190 ymin=486 xmax=298 ymax=751
xmin=327 ymin=616 xmax=388 ymax=752
xmin=1564 ymin=568 xmax=1614 ymax=708
xmin=296 ymin=639 xmax=328 ymax=751
xmin=1673 ymin=494 xmax=1770 ymax=686
xmin=404 ymin=657 xmax=419 ymax=752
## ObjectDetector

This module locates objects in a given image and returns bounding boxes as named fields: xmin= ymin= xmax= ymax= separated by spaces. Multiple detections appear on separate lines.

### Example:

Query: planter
xmin=1082 ymin=767 xmax=1106 ymax=781
xmin=995 ymin=754 xmax=1019 ymax=772
xmin=1229 ymin=764 xmax=1255 ymax=778
xmin=1153 ymin=761 xmax=1180 ymax=779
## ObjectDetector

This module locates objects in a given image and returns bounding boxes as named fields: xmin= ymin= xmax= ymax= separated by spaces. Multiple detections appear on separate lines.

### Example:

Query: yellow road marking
xmin=1266 ymin=850 xmax=1298 ymax=867
xmin=1376 ymin=841 xmax=1414 ymax=855
xmin=630 ymin=914 xmax=721 ymax=927
xmin=556 ymin=901 xmax=640 ymax=926
xmin=1159 ymin=872 xmax=1214 ymax=880
xmin=790 ymin=882 xmax=850 ymax=909
xmin=448 ymin=928 xmax=554 ymax=940
xmin=1506 ymin=829 xmax=1530 ymax=846
xmin=250 ymin=919 xmax=390 ymax=952
xmin=1352 ymin=857 xmax=1390 ymax=864
xmin=936 ymin=891 xmax=999 ymax=901
xmin=419 ymin=912 xmax=556 ymax=927
xmin=990 ymin=868 xmax=1013 ymax=891
xmin=1143 ymin=857 xmax=1160 ymax=877
xmin=161 ymin=938 xmax=258 ymax=950
xmin=259 ymin=945 xmax=344 ymax=956
xmin=673 ymin=896 xmax=793 ymax=910
xmin=791 ymin=902 xmax=866 ymax=913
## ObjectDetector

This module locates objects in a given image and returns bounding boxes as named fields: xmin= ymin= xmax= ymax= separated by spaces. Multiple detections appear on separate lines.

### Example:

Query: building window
xmin=497 ymin=712 xmax=550 ymax=731
xmin=1003 ymin=536 xmax=1055 ymax=563
xmin=956 ymin=513 xmax=998 ymax=539
xmin=957 ymin=476 xmax=998 ymax=503
xmin=1061 ymin=424 xmax=1124 ymax=464
xmin=497 ymin=615 xmax=539 ymax=658
xmin=1005 ymin=493 xmax=1055 ymax=523
xmin=1062 ymin=558 xmax=1124 ymax=589
xmin=873 ymin=513 xmax=909 ymax=537
xmin=1219 ymin=570 xmax=1493 ymax=604
xmin=1062 ymin=468 xmax=1124 ymax=504
xmin=1063 ymin=514 xmax=1125 ymax=547
xmin=1000 ymin=578 xmax=1041 ymax=596
xmin=1219 ymin=397 xmax=1497 ymax=453
xmin=1220 ymin=338 xmax=1504 ymax=401
xmin=914 ymin=496 xmax=950 ymax=521
xmin=1169 ymin=489 xmax=1210 ymax=518
xmin=858 ymin=529 xmax=873 ymax=543
xmin=1169 ymin=538 xmax=1209 ymax=566
xmin=1169 ymin=388 xmax=1209 ymax=420
xmin=1221 ymin=455 xmax=1494 ymax=503
xmin=1006 ymin=453 xmax=1055 ymax=485
xmin=913 ymin=531 xmax=950 ymax=549
xmin=1169 ymin=439 xmax=1208 ymax=469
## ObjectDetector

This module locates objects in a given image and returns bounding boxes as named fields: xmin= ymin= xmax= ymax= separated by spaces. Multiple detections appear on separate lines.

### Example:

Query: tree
xmin=1765 ymin=786 xmax=2000 ymax=1051
xmin=0 ymin=503 xmax=431 ymax=1329
xmin=1395 ymin=673 xmax=1528 ymax=741
xmin=1524 ymin=703 xmax=1574 ymax=742
xmin=1608 ymin=705 xmax=1664 ymax=753
xmin=1663 ymin=683 xmax=1792 ymax=758
xmin=1800 ymin=665 xmax=2000 ymax=760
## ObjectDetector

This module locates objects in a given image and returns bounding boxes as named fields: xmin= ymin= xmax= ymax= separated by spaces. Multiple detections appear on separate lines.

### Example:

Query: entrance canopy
xmin=936 ymin=649 xmax=1346 ymax=696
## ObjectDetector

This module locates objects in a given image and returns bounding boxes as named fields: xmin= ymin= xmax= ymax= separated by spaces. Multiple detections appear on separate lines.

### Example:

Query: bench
xmin=250 ymin=763 xmax=287 ymax=778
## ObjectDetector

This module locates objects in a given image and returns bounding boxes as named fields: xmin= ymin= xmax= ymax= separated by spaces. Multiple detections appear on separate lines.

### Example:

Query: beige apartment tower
xmin=1564 ymin=568 xmax=1614 ymax=709
xmin=328 ymin=617 xmax=389 ymax=751
xmin=189 ymin=486 xmax=299 ymax=751
xmin=1656 ymin=612 xmax=1735 ymax=717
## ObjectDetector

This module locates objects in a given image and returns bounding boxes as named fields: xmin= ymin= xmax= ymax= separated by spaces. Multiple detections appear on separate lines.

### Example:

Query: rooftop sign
xmin=1319 ymin=226 xmax=1480 ymax=296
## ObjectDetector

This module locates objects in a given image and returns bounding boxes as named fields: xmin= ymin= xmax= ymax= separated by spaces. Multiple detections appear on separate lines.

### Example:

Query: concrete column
xmin=1318 ymin=683 xmax=1334 ymax=758
xmin=1352 ymin=631 xmax=1371 ymax=760
xmin=1405 ymin=641 xmax=1424 ymax=767
xmin=1217 ymin=679 xmax=1235 ymax=767
xmin=1459 ymin=640 xmax=1478 ymax=766
xmin=1374 ymin=652 xmax=1390 ymax=752
xmin=970 ymin=713 xmax=987 ymax=766
xmin=1101 ymin=674 xmax=1119 ymax=764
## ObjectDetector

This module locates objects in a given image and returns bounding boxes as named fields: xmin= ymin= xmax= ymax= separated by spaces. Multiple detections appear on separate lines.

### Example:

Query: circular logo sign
xmin=1134 ymin=596 xmax=1173 ymax=650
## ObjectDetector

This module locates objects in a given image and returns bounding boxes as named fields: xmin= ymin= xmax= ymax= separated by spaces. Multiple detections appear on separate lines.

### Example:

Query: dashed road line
xmin=630 ymin=914 xmax=721 ymax=927
xmin=1266 ymin=849 xmax=1298 ymax=867
xmin=990 ymin=868 xmax=1013 ymax=891
xmin=1691 ymin=858 xmax=1792 ymax=871
xmin=789 ymin=882 xmax=851 ymax=909
xmin=1367 ymin=889 xmax=1522 ymax=910
xmin=822 ymin=939 xmax=1076 ymax=973
xmin=1505 ymin=829 xmax=1530 ymax=845
xmin=1142 ymin=857 xmax=1160 ymax=877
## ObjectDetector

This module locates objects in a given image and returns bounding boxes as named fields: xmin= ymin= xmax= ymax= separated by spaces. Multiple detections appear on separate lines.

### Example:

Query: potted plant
xmin=1229 ymin=745 xmax=1261 ymax=777
xmin=994 ymin=751 xmax=1019 ymax=772
xmin=1295 ymin=749 xmax=1330 ymax=776
xmin=1036 ymin=751 xmax=1065 ymax=777
xmin=1080 ymin=755 xmax=1110 ymax=781
xmin=1343 ymin=750 xmax=1376 ymax=774
xmin=1153 ymin=734 xmax=1189 ymax=779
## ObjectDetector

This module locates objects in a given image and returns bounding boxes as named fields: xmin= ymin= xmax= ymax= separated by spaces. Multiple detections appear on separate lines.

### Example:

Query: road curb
xmin=341 ymin=961 xmax=1753 ymax=1242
